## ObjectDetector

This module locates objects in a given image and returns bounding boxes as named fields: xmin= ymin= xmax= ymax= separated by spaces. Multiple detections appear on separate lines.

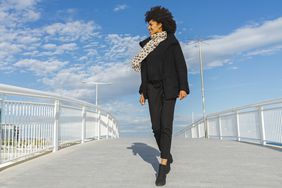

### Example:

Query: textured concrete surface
xmin=0 ymin=137 xmax=282 ymax=188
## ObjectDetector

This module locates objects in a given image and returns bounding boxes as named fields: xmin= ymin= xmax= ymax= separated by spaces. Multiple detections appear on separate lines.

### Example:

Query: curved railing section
xmin=0 ymin=83 xmax=119 ymax=167
xmin=174 ymin=98 xmax=282 ymax=147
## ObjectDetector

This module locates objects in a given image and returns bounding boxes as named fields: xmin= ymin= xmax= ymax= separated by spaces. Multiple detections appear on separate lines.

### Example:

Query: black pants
xmin=147 ymin=80 xmax=176 ymax=159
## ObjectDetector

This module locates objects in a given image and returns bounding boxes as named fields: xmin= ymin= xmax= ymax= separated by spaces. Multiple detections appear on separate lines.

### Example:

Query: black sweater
xmin=138 ymin=33 xmax=190 ymax=99
xmin=142 ymin=46 xmax=164 ymax=81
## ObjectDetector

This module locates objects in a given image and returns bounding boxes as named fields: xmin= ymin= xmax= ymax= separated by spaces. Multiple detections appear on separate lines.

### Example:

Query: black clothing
xmin=147 ymin=80 xmax=176 ymax=159
xmin=139 ymin=33 xmax=190 ymax=100
xmin=145 ymin=44 xmax=165 ymax=81
xmin=137 ymin=33 xmax=190 ymax=163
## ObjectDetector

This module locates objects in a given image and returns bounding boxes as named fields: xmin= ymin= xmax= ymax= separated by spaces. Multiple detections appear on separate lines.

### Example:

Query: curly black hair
xmin=145 ymin=6 xmax=176 ymax=34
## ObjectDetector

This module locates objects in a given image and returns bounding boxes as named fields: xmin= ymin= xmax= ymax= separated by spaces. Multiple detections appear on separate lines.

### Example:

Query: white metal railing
xmin=0 ymin=83 xmax=119 ymax=166
xmin=174 ymin=97 xmax=282 ymax=147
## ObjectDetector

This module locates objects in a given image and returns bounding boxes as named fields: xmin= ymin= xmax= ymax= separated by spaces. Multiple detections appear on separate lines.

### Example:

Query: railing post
xmin=113 ymin=120 xmax=117 ymax=138
xmin=191 ymin=124 xmax=195 ymax=138
xmin=218 ymin=115 xmax=222 ymax=140
xmin=111 ymin=119 xmax=114 ymax=138
xmin=81 ymin=106 xmax=86 ymax=144
xmin=235 ymin=111 xmax=241 ymax=141
xmin=0 ymin=95 xmax=4 ymax=163
xmin=204 ymin=117 xmax=208 ymax=139
xmin=97 ymin=110 xmax=101 ymax=140
xmin=197 ymin=123 xmax=200 ymax=138
xmin=53 ymin=100 xmax=60 ymax=152
xmin=115 ymin=121 xmax=118 ymax=138
xmin=108 ymin=119 xmax=111 ymax=139
xmin=258 ymin=106 xmax=266 ymax=145
xmin=206 ymin=117 xmax=209 ymax=139
xmin=111 ymin=119 xmax=113 ymax=138
xmin=106 ymin=114 xmax=109 ymax=139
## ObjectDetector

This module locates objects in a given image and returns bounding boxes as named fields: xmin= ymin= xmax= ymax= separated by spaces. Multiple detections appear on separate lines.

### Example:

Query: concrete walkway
xmin=0 ymin=138 xmax=282 ymax=188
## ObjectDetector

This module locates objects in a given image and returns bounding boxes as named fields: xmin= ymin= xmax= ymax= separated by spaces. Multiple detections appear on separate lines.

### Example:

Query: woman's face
xmin=147 ymin=19 xmax=163 ymax=35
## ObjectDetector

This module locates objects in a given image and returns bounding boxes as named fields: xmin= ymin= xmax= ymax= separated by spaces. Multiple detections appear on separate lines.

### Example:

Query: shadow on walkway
xmin=126 ymin=142 xmax=160 ymax=174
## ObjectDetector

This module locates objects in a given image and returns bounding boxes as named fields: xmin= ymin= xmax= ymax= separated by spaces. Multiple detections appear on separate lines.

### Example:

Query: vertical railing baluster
xmin=258 ymin=106 xmax=266 ymax=145
xmin=113 ymin=120 xmax=115 ymax=139
xmin=47 ymin=106 xmax=51 ymax=147
xmin=50 ymin=106 xmax=53 ymax=147
xmin=106 ymin=114 xmax=109 ymax=139
xmin=43 ymin=105 xmax=47 ymax=149
xmin=11 ymin=102 xmax=14 ymax=159
xmin=191 ymin=124 xmax=195 ymax=138
xmin=35 ymin=104 xmax=38 ymax=151
xmin=53 ymin=100 xmax=60 ymax=152
xmin=31 ymin=105 xmax=34 ymax=153
xmin=19 ymin=103 xmax=23 ymax=157
xmin=0 ymin=96 xmax=3 ymax=163
xmin=197 ymin=122 xmax=200 ymax=138
xmin=28 ymin=104 xmax=31 ymax=153
xmin=110 ymin=118 xmax=112 ymax=138
xmin=235 ymin=111 xmax=241 ymax=142
xmin=7 ymin=103 xmax=11 ymax=160
xmin=218 ymin=115 xmax=222 ymax=140
xmin=15 ymin=103 xmax=18 ymax=158
xmin=97 ymin=110 xmax=101 ymax=140
xmin=39 ymin=105 xmax=42 ymax=150
xmin=28 ymin=104 xmax=31 ymax=154
xmin=206 ymin=118 xmax=209 ymax=139
xmin=40 ymin=105 xmax=43 ymax=149
xmin=23 ymin=104 xmax=27 ymax=156
xmin=81 ymin=106 xmax=86 ymax=144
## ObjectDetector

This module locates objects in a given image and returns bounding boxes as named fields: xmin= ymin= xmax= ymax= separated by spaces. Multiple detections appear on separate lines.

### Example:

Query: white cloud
xmin=41 ymin=67 xmax=88 ymax=91
xmin=14 ymin=59 xmax=68 ymax=75
xmin=42 ymin=60 xmax=140 ymax=101
xmin=40 ymin=43 xmax=77 ymax=56
xmin=0 ymin=0 xmax=40 ymax=27
xmin=0 ymin=42 xmax=23 ymax=57
xmin=9 ymin=0 xmax=38 ymax=10
xmin=43 ymin=21 xmax=101 ymax=42
xmin=228 ymin=66 xmax=239 ymax=70
xmin=113 ymin=4 xmax=128 ymax=12
xmin=0 ymin=18 xmax=102 ymax=72
xmin=103 ymin=34 xmax=143 ymax=62
xmin=183 ymin=17 xmax=282 ymax=71
xmin=42 ymin=43 xmax=57 ymax=50
xmin=246 ymin=45 xmax=282 ymax=56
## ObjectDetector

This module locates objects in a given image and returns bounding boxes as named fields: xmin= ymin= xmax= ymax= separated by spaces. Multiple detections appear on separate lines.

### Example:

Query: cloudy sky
xmin=1 ymin=0 xmax=282 ymax=137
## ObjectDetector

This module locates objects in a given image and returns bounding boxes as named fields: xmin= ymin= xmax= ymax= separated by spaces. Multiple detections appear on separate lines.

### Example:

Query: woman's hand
xmin=178 ymin=90 xmax=187 ymax=100
xmin=139 ymin=93 xmax=146 ymax=105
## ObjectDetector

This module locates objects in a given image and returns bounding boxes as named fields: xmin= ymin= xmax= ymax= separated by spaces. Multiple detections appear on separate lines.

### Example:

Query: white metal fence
xmin=174 ymin=98 xmax=282 ymax=147
xmin=0 ymin=84 xmax=119 ymax=166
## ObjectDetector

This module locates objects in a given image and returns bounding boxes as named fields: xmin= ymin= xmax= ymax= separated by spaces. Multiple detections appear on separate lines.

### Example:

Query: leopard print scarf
xmin=131 ymin=31 xmax=167 ymax=72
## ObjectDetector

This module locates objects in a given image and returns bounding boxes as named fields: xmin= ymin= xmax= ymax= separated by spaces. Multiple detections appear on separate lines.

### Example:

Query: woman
xmin=131 ymin=6 xmax=190 ymax=186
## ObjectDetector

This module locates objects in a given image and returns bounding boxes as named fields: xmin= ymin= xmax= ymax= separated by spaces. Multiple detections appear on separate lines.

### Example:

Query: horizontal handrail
xmin=0 ymin=83 xmax=119 ymax=168
xmin=0 ymin=83 xmax=96 ymax=108
xmin=174 ymin=97 xmax=282 ymax=149
xmin=206 ymin=97 xmax=282 ymax=118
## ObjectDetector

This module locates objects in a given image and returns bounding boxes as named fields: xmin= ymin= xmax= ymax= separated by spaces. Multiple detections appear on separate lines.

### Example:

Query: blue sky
xmin=1 ymin=0 xmax=282 ymax=137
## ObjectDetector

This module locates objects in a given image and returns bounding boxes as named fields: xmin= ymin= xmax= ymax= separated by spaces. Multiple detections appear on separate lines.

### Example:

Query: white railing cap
xmin=0 ymin=83 xmax=95 ymax=108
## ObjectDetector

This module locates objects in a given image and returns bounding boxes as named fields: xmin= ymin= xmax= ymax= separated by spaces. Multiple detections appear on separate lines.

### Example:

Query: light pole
xmin=194 ymin=40 xmax=208 ymax=138
xmin=81 ymin=81 xmax=112 ymax=110
xmin=81 ymin=81 xmax=112 ymax=140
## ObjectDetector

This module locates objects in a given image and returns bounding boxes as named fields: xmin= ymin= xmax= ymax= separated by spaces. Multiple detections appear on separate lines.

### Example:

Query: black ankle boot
xmin=168 ymin=153 xmax=173 ymax=164
xmin=155 ymin=164 xmax=167 ymax=186
xmin=165 ymin=162 xmax=171 ymax=174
